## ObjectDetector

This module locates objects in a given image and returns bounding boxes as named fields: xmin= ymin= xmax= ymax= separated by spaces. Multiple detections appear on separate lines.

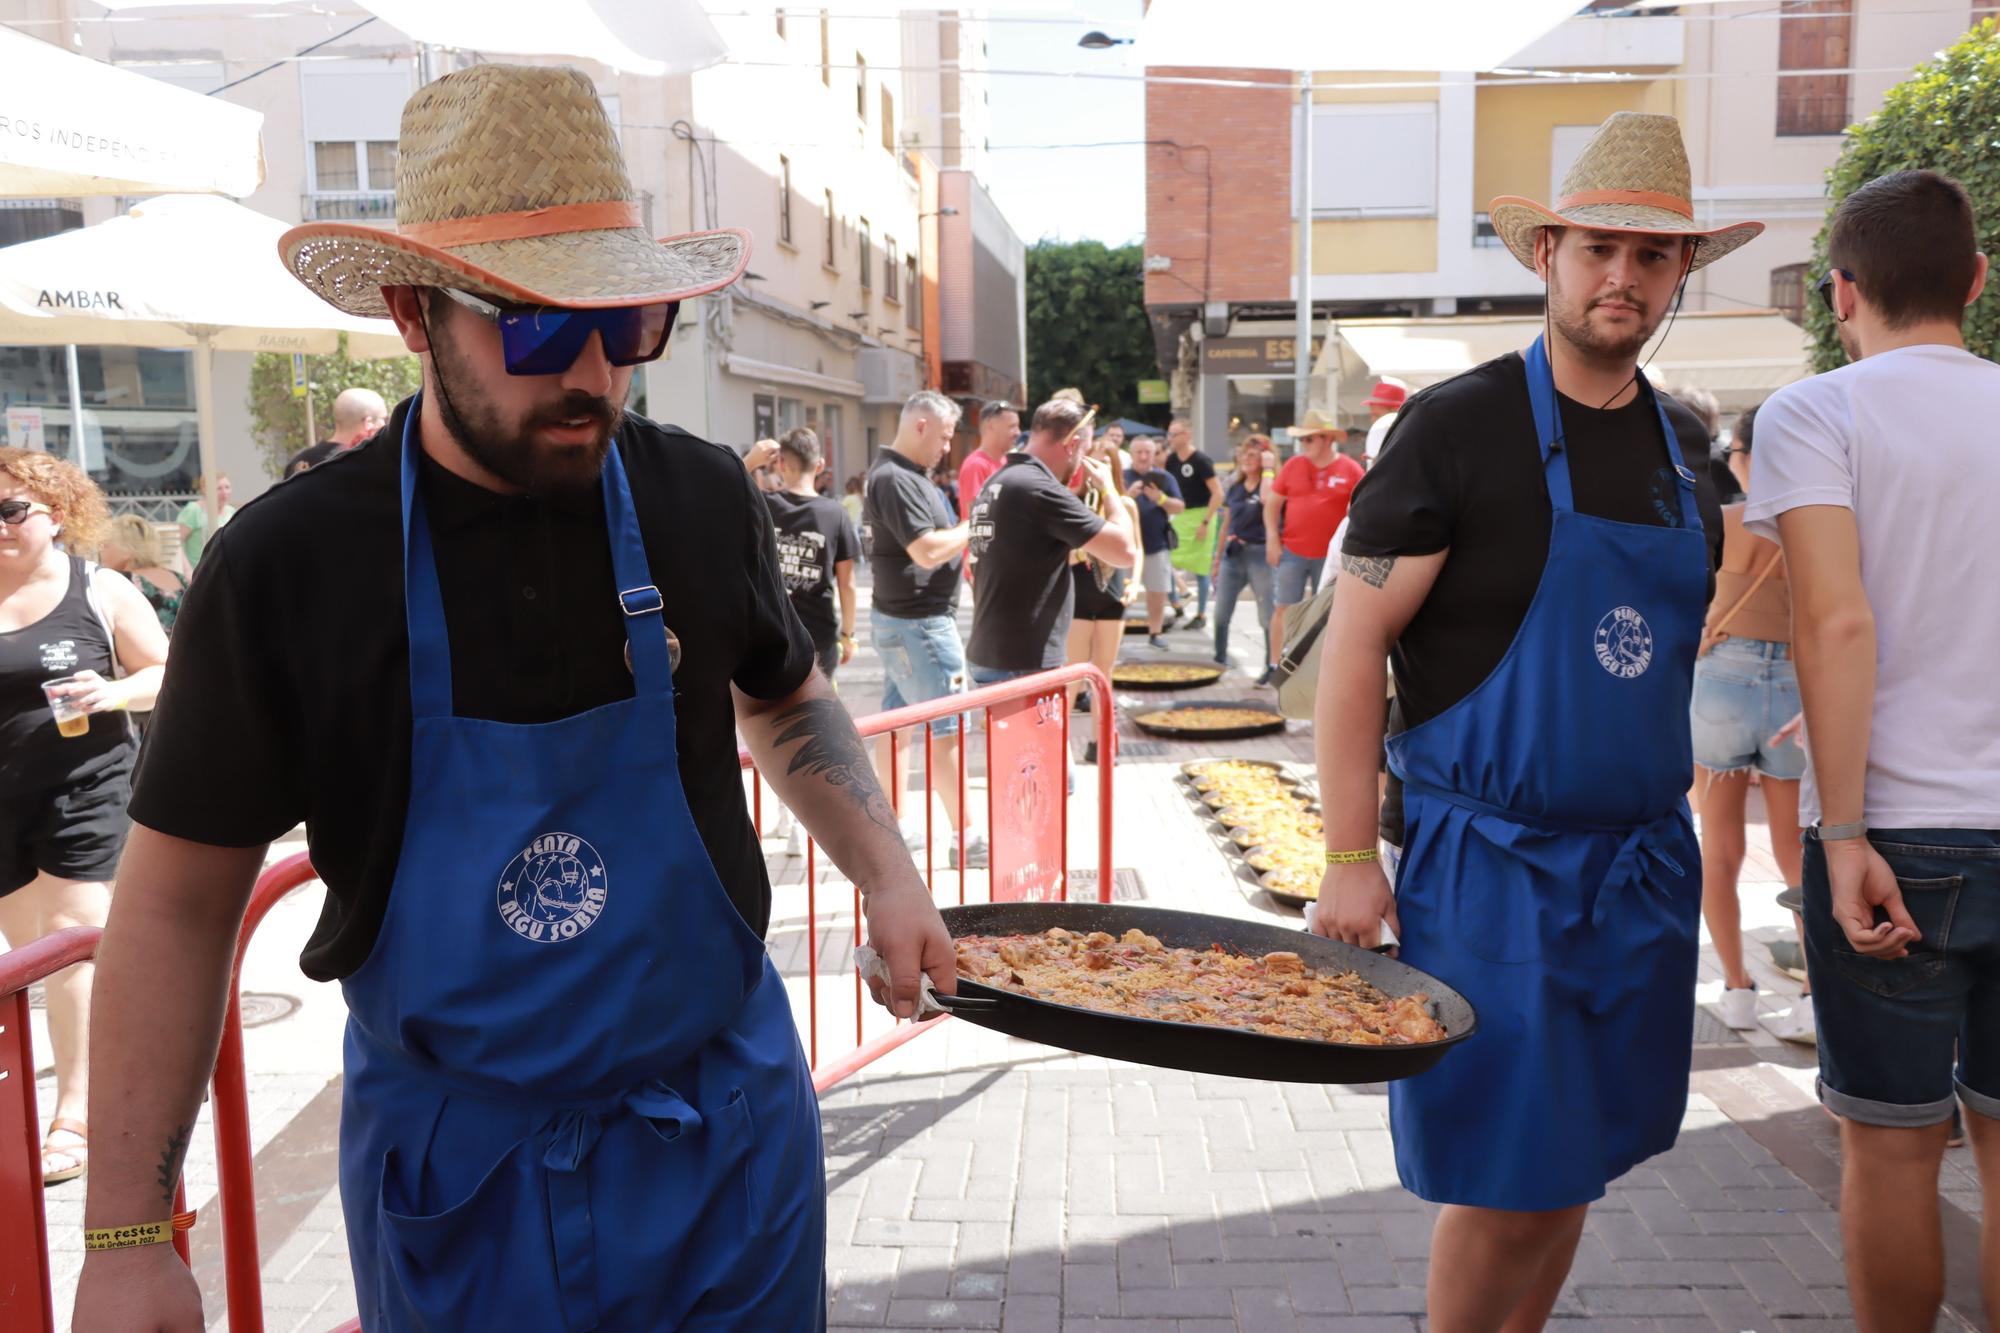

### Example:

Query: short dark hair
xmin=777 ymin=426 xmax=821 ymax=470
xmin=1030 ymin=399 xmax=1088 ymax=441
xmin=1733 ymin=403 xmax=1757 ymax=455
xmin=980 ymin=399 xmax=1020 ymax=424
xmin=1828 ymin=170 xmax=1979 ymax=329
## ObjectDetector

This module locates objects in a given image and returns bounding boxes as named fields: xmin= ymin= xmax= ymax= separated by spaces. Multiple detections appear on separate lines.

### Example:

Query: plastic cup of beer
xmin=41 ymin=676 xmax=90 ymax=739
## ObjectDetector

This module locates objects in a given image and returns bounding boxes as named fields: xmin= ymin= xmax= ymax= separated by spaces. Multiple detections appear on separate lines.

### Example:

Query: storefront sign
xmin=5 ymin=405 xmax=45 ymax=452
xmin=986 ymin=685 xmax=1069 ymax=903
xmin=1136 ymin=379 xmax=1169 ymax=404
xmin=1199 ymin=335 xmax=1324 ymax=375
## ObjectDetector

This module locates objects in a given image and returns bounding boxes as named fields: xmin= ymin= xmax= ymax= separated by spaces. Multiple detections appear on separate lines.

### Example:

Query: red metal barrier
xmin=745 ymin=662 xmax=1118 ymax=1093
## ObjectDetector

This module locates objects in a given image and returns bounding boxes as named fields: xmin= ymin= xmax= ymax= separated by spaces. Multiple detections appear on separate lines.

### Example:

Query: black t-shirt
xmin=1166 ymin=448 xmax=1218 ymax=510
xmin=129 ymin=398 xmax=815 ymax=981
xmin=1124 ymin=468 xmax=1183 ymax=554
xmin=1343 ymin=353 xmax=1722 ymax=844
xmin=966 ymin=453 xmax=1106 ymax=670
xmin=282 ymin=438 xmax=345 ymax=479
xmin=765 ymin=490 xmax=858 ymax=650
xmin=861 ymin=449 xmax=961 ymax=619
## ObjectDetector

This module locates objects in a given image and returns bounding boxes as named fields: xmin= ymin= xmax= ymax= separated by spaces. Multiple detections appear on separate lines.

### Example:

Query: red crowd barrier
xmin=0 ymin=663 xmax=1117 ymax=1331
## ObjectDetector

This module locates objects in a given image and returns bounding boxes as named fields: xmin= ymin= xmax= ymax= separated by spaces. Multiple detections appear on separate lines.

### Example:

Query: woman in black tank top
xmin=0 ymin=449 xmax=169 ymax=1184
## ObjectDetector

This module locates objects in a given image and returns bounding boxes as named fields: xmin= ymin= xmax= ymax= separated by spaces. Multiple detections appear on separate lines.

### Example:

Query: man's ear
xmin=1533 ymin=227 xmax=1552 ymax=282
xmin=1967 ymin=252 xmax=1989 ymax=309
xmin=381 ymin=285 xmax=432 ymax=354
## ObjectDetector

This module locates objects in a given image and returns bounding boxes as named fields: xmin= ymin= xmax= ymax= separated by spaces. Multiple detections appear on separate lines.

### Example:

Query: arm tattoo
xmin=157 ymin=1121 xmax=194 ymax=1208
xmin=1340 ymin=553 xmax=1398 ymax=590
xmin=769 ymin=698 xmax=899 ymax=836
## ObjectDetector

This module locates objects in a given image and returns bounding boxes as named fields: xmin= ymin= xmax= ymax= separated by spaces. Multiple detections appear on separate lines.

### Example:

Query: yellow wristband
xmin=1324 ymin=848 xmax=1381 ymax=865
xmin=84 ymin=1211 xmax=196 ymax=1252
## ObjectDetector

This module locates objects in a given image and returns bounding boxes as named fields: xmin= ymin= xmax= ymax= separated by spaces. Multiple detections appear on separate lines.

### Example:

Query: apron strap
xmin=399 ymin=395 xmax=455 ymax=720
xmin=1524 ymin=335 xmax=1703 ymax=533
xmin=598 ymin=446 xmax=674 ymax=697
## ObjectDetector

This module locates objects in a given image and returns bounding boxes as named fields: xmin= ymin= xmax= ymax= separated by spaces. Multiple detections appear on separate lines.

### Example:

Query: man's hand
xmin=1825 ymin=838 xmax=1920 ymax=959
xmin=743 ymin=438 xmax=781 ymax=472
xmin=1079 ymin=455 xmax=1116 ymax=495
xmin=860 ymin=878 xmax=957 ymax=1019
xmin=1125 ymin=477 xmax=1147 ymax=500
xmin=1265 ymin=544 xmax=1282 ymax=568
xmin=839 ymin=633 xmax=856 ymax=666
xmin=1309 ymin=861 xmax=1399 ymax=953
xmin=73 ymin=1243 xmax=205 ymax=1331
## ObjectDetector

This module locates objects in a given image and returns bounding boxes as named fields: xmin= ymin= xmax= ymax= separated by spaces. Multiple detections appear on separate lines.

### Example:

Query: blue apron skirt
xmin=1385 ymin=338 xmax=1707 ymax=1212
xmin=336 ymin=401 xmax=826 ymax=1330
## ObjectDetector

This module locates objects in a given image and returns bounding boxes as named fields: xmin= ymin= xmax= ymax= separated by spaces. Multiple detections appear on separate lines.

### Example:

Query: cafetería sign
xmin=1199 ymin=335 xmax=1326 ymax=376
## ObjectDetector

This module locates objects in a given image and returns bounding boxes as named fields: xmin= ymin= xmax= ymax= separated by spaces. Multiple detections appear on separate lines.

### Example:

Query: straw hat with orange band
xmin=1488 ymin=112 xmax=1762 ymax=275
xmin=278 ymin=63 xmax=748 ymax=317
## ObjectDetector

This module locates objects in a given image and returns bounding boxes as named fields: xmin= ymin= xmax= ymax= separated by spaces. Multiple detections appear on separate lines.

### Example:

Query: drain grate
xmin=237 ymin=992 xmax=302 ymax=1029
xmin=1692 ymin=1007 xmax=1740 ymax=1046
xmin=1115 ymin=741 xmax=1169 ymax=758
xmin=1066 ymin=868 xmax=1147 ymax=902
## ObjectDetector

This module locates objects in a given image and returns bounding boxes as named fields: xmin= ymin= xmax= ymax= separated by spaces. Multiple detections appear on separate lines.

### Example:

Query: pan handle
xmin=931 ymin=992 xmax=1002 ymax=1012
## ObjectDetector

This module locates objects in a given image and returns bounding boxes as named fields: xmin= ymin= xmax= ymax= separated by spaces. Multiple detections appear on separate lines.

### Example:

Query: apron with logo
xmin=1384 ymin=337 xmax=1706 ymax=1212
xmin=336 ymin=401 xmax=827 ymax=1330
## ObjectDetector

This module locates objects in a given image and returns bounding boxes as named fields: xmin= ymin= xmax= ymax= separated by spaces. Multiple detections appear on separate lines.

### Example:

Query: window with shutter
xmin=1776 ymin=0 xmax=1851 ymax=137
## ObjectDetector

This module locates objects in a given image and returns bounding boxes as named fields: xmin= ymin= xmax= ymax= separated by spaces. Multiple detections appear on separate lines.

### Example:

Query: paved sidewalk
xmin=26 ymin=585 xmax=1987 ymax=1331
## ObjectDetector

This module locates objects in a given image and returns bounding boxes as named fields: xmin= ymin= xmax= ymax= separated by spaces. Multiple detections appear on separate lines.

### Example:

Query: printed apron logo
xmin=1593 ymin=606 xmax=1653 ymax=679
xmin=496 ymin=832 xmax=608 ymax=943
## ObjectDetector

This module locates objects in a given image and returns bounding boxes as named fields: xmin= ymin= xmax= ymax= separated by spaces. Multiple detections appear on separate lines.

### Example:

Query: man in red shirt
xmin=957 ymin=399 xmax=1021 ymax=523
xmin=1264 ymin=408 xmax=1363 ymax=673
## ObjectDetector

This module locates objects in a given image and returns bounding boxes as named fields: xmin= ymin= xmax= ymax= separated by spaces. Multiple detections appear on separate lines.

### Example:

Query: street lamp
xmin=1076 ymin=31 xmax=1132 ymax=50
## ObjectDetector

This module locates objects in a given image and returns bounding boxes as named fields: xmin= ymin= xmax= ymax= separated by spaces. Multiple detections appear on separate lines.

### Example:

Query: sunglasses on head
xmin=1814 ymin=268 xmax=1856 ymax=314
xmin=0 ymin=499 xmax=53 ymax=526
xmin=441 ymin=289 xmax=679 ymax=377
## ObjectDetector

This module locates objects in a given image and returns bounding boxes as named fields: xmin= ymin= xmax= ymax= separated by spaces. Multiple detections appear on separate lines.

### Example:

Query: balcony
xmin=1503 ymin=14 xmax=1684 ymax=69
xmin=302 ymin=191 xmax=396 ymax=224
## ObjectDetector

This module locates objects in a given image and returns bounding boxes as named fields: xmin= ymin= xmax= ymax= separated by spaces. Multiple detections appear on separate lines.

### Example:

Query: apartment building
xmin=1 ymin=3 xmax=1021 ymax=510
xmin=1143 ymin=1 xmax=1989 ymax=453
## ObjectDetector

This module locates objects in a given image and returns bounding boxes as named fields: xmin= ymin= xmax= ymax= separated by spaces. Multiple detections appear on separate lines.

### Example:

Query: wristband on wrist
xmin=84 ymin=1210 xmax=197 ymax=1252
xmin=1818 ymin=821 xmax=1868 ymax=842
xmin=1325 ymin=848 xmax=1381 ymax=865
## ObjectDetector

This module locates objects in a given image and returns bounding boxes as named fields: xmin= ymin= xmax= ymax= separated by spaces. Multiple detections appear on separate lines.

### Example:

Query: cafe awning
xmin=1317 ymin=311 xmax=1813 ymax=414
xmin=0 ymin=25 xmax=265 ymax=198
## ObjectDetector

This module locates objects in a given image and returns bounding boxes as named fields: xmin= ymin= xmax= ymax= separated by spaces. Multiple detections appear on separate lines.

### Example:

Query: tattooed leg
xmin=1340 ymin=553 xmax=1399 ymax=590
xmin=769 ymin=697 xmax=901 ymax=837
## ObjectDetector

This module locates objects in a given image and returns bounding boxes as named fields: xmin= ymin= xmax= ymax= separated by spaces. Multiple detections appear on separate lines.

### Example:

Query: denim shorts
xmin=1802 ymin=826 xmax=2000 ymax=1127
xmin=872 ymin=608 xmax=965 ymax=736
xmin=1273 ymin=548 xmax=1322 ymax=607
xmin=1689 ymin=637 xmax=1805 ymax=780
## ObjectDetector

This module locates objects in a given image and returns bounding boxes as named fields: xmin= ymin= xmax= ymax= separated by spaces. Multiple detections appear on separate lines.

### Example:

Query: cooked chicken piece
xmin=1083 ymin=931 xmax=1116 ymax=949
xmin=998 ymin=940 xmax=1040 ymax=969
xmin=1261 ymin=951 xmax=1304 ymax=975
xmin=1083 ymin=949 xmax=1114 ymax=971
xmin=1121 ymin=928 xmax=1163 ymax=952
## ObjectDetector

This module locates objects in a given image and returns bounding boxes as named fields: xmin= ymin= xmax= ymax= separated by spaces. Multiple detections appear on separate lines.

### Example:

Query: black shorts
xmin=1071 ymin=563 xmax=1125 ymax=622
xmin=1 ymin=756 xmax=135 ymax=896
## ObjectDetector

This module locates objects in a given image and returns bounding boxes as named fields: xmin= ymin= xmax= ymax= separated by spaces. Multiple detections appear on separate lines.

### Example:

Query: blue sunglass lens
xmin=497 ymin=303 xmax=678 ymax=376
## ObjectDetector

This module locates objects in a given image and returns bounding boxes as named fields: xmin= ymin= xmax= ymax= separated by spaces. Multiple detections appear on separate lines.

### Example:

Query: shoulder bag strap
xmin=1700 ymin=549 xmax=1784 ymax=655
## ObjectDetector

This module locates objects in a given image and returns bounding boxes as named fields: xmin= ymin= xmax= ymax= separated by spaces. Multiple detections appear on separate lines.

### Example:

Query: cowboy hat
xmin=1489 ymin=112 xmax=1761 ymax=274
xmin=1287 ymin=408 xmax=1346 ymax=439
xmin=279 ymin=64 xmax=748 ymax=318
xmin=1364 ymin=378 xmax=1408 ymax=411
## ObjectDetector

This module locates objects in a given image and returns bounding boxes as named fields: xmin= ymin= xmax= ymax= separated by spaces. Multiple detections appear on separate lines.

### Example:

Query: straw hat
xmin=1489 ymin=112 xmax=1761 ymax=274
xmin=279 ymin=64 xmax=748 ymax=318
xmin=1287 ymin=408 xmax=1345 ymax=439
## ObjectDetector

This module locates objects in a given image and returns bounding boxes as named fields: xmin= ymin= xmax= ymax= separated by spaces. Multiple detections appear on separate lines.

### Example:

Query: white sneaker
xmin=1767 ymin=1000 xmax=1817 ymax=1045
xmin=898 ymin=814 xmax=929 ymax=852
xmin=1718 ymin=986 xmax=1758 ymax=1031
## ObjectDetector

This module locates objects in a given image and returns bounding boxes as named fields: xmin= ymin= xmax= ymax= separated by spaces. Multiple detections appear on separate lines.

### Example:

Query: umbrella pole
xmin=1293 ymin=72 xmax=1313 ymax=434
xmin=64 ymin=345 xmax=86 ymax=467
xmin=194 ymin=333 xmax=219 ymax=519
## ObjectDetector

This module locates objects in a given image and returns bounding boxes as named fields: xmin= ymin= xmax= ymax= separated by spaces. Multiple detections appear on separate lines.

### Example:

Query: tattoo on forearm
xmin=157 ymin=1122 xmax=194 ymax=1208
xmin=769 ymin=698 xmax=899 ymax=836
xmin=1340 ymin=553 xmax=1398 ymax=589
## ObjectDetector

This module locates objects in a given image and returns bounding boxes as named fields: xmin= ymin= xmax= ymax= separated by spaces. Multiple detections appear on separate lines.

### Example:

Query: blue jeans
xmin=871 ymin=607 xmax=965 ymax=736
xmin=1803 ymin=826 xmax=2000 ymax=1126
xmin=1212 ymin=544 xmax=1275 ymax=665
xmin=967 ymin=663 xmax=1037 ymax=687
xmin=1690 ymin=637 xmax=1805 ymax=779
xmin=1273 ymin=548 xmax=1322 ymax=607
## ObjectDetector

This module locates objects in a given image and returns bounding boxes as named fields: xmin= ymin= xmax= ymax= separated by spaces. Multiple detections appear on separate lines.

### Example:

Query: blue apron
xmin=335 ymin=401 xmax=827 ymax=1330
xmin=1385 ymin=338 xmax=1707 ymax=1212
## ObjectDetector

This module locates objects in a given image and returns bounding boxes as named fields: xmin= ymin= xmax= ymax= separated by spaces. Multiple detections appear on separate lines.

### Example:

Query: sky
xmin=979 ymin=0 xmax=1147 ymax=250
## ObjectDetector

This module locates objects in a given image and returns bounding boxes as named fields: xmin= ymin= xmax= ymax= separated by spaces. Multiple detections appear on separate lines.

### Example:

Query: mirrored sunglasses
xmin=442 ymin=289 xmax=679 ymax=377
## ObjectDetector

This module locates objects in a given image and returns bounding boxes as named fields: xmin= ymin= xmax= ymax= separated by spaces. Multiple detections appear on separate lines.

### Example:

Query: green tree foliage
xmin=1024 ymin=239 xmax=1163 ymax=424
xmin=246 ymin=334 xmax=422 ymax=477
xmin=1807 ymin=19 xmax=2000 ymax=371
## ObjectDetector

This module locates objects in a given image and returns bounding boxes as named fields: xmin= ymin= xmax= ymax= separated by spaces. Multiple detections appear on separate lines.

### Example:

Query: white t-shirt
xmin=1745 ymin=343 xmax=2000 ymax=829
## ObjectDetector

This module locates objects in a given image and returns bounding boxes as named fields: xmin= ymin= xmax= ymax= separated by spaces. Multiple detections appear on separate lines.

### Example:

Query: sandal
xmin=42 ymin=1117 xmax=87 ymax=1186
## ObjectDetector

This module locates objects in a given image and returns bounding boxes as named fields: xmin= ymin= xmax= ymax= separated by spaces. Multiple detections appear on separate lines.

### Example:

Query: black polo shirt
xmin=129 ymin=397 xmax=814 ymax=981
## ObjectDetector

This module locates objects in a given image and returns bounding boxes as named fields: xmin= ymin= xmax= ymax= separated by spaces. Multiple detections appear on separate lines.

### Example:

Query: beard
xmin=427 ymin=313 xmax=621 ymax=495
xmin=1547 ymin=267 xmax=1666 ymax=365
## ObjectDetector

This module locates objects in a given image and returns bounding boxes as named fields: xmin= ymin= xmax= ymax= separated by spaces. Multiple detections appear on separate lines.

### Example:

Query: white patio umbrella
xmin=0 ymin=25 xmax=265 ymax=198
xmin=0 ymin=194 xmax=406 ymax=507
xmin=1135 ymin=0 xmax=1584 ymax=424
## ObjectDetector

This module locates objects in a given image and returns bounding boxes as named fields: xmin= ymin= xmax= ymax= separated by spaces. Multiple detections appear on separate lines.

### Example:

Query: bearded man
xmin=1310 ymin=112 xmax=1754 ymax=1332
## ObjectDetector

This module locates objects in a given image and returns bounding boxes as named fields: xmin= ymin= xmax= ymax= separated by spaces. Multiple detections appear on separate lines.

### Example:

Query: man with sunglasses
xmin=75 ymin=65 xmax=949 ymax=1333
